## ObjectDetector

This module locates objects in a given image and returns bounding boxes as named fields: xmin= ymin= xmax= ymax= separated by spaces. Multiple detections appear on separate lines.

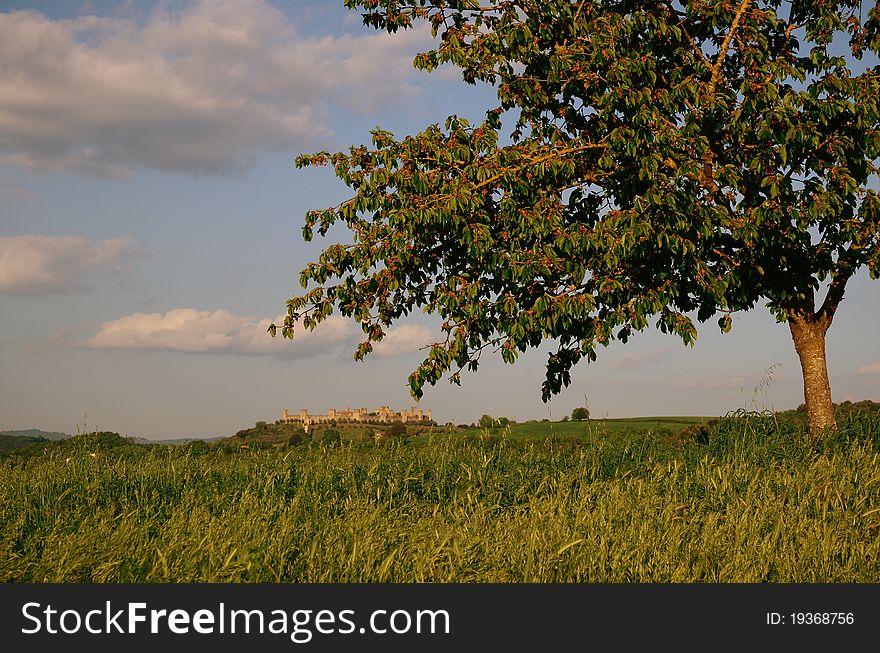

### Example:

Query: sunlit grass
xmin=2 ymin=413 xmax=878 ymax=582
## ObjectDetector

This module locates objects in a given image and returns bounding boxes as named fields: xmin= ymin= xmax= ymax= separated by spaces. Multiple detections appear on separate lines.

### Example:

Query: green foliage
xmin=571 ymin=407 xmax=590 ymax=421
xmin=184 ymin=439 xmax=210 ymax=455
xmin=0 ymin=434 xmax=48 ymax=452
xmin=478 ymin=415 xmax=512 ymax=429
xmin=287 ymin=432 xmax=305 ymax=447
xmin=68 ymin=431 xmax=134 ymax=451
xmin=233 ymin=421 xmax=307 ymax=445
xmin=273 ymin=1 xmax=879 ymax=418
xmin=318 ymin=429 xmax=341 ymax=446
xmin=2 ymin=414 xmax=879 ymax=582
xmin=387 ymin=420 xmax=407 ymax=437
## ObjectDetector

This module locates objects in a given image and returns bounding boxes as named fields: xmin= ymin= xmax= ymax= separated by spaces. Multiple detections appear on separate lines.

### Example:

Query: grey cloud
xmin=0 ymin=1 xmax=433 ymax=176
xmin=0 ymin=234 xmax=140 ymax=295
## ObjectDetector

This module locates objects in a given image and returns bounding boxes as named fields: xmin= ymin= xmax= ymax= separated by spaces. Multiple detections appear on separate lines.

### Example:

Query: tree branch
xmin=700 ymin=0 xmax=753 ymax=193
xmin=817 ymin=248 xmax=861 ymax=325
xmin=706 ymin=0 xmax=753 ymax=105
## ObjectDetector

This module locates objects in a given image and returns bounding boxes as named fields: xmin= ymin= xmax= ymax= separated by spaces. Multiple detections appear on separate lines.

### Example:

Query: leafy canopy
xmin=273 ymin=1 xmax=879 ymax=402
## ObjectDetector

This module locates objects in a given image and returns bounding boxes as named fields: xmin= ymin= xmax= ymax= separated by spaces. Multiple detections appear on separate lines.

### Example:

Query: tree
xmin=272 ymin=1 xmax=879 ymax=436
xmin=571 ymin=406 xmax=590 ymax=421
xmin=318 ymin=429 xmax=341 ymax=446
xmin=388 ymin=420 xmax=408 ymax=437
xmin=478 ymin=414 xmax=496 ymax=428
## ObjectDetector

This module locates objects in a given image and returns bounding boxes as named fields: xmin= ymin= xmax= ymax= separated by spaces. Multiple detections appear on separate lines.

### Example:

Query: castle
xmin=281 ymin=405 xmax=433 ymax=431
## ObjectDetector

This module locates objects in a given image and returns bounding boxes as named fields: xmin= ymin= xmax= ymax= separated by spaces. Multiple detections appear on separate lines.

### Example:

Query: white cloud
xmin=372 ymin=324 xmax=435 ymax=357
xmin=0 ymin=1 xmax=433 ymax=176
xmin=612 ymin=349 xmax=668 ymax=371
xmin=857 ymin=361 xmax=880 ymax=375
xmin=81 ymin=308 xmax=353 ymax=355
xmin=0 ymin=234 xmax=139 ymax=294
xmin=80 ymin=307 xmax=432 ymax=358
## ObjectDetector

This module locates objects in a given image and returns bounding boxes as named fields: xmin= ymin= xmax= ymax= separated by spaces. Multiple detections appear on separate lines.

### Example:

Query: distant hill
xmin=0 ymin=429 xmax=70 ymax=441
xmin=0 ymin=429 xmax=219 ymax=447
xmin=783 ymin=399 xmax=880 ymax=419
xmin=129 ymin=436 xmax=223 ymax=445
xmin=0 ymin=433 xmax=49 ymax=451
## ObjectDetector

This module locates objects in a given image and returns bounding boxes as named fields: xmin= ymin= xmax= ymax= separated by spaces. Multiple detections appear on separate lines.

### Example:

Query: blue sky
xmin=1 ymin=0 xmax=878 ymax=438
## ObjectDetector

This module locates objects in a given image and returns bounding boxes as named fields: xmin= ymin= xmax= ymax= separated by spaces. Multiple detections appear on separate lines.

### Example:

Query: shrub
xmin=318 ymin=429 xmax=341 ymax=446
xmin=287 ymin=432 xmax=304 ymax=447
xmin=387 ymin=421 xmax=407 ymax=438
xmin=571 ymin=407 xmax=590 ymax=421
xmin=186 ymin=439 xmax=209 ymax=455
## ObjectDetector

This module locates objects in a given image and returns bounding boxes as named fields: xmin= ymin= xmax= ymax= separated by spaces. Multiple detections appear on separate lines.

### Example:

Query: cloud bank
xmin=81 ymin=307 xmax=434 ymax=358
xmin=0 ymin=234 xmax=138 ymax=294
xmin=0 ymin=0 xmax=432 ymax=176
xmin=372 ymin=323 xmax=434 ymax=357
xmin=612 ymin=349 xmax=668 ymax=371
xmin=857 ymin=361 xmax=880 ymax=375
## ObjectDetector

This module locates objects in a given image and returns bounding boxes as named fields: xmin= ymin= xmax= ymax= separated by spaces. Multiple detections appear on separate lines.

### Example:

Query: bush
xmin=387 ymin=421 xmax=407 ymax=437
xmin=318 ymin=429 xmax=340 ymax=446
xmin=186 ymin=439 xmax=209 ymax=455
xmin=571 ymin=407 xmax=590 ymax=421
xmin=287 ymin=432 xmax=304 ymax=447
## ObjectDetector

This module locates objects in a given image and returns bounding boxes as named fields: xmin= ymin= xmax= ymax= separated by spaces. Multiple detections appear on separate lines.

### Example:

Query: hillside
xmin=0 ymin=433 xmax=49 ymax=451
xmin=0 ymin=429 xmax=70 ymax=441
xmin=2 ymin=401 xmax=878 ymax=456
xmin=458 ymin=416 xmax=714 ymax=441
xmin=3 ymin=409 xmax=879 ymax=583
xmin=218 ymin=419 xmax=423 ymax=449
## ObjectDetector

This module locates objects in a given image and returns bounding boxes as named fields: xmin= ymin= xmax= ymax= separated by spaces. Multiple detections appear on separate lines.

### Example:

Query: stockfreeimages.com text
xmin=21 ymin=601 xmax=450 ymax=643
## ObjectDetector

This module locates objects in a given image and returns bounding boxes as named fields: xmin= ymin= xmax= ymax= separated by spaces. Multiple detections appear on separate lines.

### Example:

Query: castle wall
xmin=281 ymin=405 xmax=433 ymax=426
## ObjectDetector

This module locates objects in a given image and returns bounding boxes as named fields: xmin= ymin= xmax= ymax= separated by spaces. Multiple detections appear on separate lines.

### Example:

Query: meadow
xmin=457 ymin=415 xmax=711 ymax=440
xmin=2 ymin=412 xmax=879 ymax=582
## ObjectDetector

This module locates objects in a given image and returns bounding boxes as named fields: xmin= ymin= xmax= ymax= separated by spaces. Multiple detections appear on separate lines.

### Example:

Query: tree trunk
xmin=787 ymin=315 xmax=836 ymax=435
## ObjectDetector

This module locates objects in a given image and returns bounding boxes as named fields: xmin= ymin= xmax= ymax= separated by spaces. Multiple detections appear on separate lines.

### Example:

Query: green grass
xmin=462 ymin=416 xmax=712 ymax=440
xmin=2 ymin=413 xmax=879 ymax=582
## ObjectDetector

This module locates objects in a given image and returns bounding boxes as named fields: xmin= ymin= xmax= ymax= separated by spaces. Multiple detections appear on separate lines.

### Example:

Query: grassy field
xmin=457 ymin=416 xmax=713 ymax=440
xmin=2 ymin=412 xmax=879 ymax=582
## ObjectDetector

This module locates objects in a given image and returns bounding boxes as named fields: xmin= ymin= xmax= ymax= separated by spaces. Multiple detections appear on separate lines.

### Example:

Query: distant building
xmin=281 ymin=405 xmax=433 ymax=431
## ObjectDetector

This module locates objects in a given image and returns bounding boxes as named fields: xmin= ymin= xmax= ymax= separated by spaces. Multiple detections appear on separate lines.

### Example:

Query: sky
xmin=1 ymin=0 xmax=878 ymax=439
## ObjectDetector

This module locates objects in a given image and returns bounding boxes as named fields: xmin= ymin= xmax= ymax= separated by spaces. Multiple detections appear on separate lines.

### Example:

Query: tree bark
xmin=788 ymin=314 xmax=836 ymax=436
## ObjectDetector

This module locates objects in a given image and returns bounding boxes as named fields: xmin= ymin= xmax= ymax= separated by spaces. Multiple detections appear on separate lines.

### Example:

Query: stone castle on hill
xmin=281 ymin=405 xmax=432 ymax=430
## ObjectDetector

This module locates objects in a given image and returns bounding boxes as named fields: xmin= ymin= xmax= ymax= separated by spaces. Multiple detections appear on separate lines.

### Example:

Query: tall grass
xmin=2 ymin=413 xmax=878 ymax=582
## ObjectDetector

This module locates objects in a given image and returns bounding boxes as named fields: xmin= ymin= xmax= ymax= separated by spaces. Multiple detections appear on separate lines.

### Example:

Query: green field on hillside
xmin=2 ymin=410 xmax=879 ymax=583
xmin=456 ymin=416 xmax=713 ymax=440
